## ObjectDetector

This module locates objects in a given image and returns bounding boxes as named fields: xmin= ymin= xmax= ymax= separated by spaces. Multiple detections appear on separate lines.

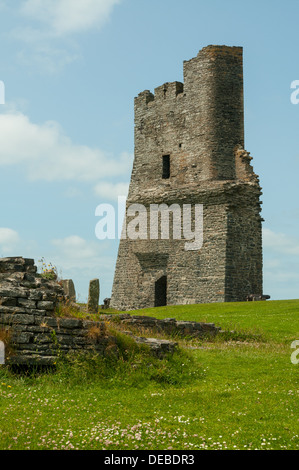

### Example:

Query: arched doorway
xmin=155 ymin=275 xmax=167 ymax=307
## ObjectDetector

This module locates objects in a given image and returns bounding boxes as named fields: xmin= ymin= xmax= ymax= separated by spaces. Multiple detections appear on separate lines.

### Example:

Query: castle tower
xmin=110 ymin=45 xmax=263 ymax=310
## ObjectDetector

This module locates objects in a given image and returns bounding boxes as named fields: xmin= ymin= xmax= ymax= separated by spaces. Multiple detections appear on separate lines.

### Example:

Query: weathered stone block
xmin=61 ymin=279 xmax=76 ymax=302
xmin=11 ymin=332 xmax=33 ymax=344
xmin=87 ymin=279 xmax=100 ymax=313
xmin=58 ymin=318 xmax=83 ymax=329
xmin=18 ymin=299 xmax=37 ymax=309
xmin=34 ymin=316 xmax=58 ymax=328
xmin=34 ymin=334 xmax=53 ymax=344
xmin=0 ymin=286 xmax=29 ymax=298
xmin=41 ymin=290 xmax=57 ymax=301
xmin=29 ymin=291 xmax=43 ymax=301
xmin=37 ymin=301 xmax=55 ymax=311
xmin=0 ymin=313 xmax=35 ymax=325
xmin=56 ymin=335 xmax=75 ymax=346
xmin=0 ymin=297 xmax=17 ymax=307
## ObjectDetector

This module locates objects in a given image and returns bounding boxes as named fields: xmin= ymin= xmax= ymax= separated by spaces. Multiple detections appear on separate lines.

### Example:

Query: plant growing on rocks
xmin=86 ymin=324 xmax=107 ymax=343
xmin=38 ymin=258 xmax=58 ymax=281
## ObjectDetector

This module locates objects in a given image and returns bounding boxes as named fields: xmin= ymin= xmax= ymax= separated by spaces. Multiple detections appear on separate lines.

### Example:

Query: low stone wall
xmin=0 ymin=257 xmax=117 ymax=365
xmin=99 ymin=313 xmax=221 ymax=338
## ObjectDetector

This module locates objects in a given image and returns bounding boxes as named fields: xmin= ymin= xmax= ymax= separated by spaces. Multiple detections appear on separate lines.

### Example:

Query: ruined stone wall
xmin=112 ymin=196 xmax=229 ymax=310
xmin=225 ymin=186 xmax=263 ymax=302
xmin=0 ymin=258 xmax=116 ymax=365
xmin=99 ymin=313 xmax=220 ymax=338
xmin=111 ymin=45 xmax=263 ymax=310
xmin=1 ymin=258 xmax=215 ymax=364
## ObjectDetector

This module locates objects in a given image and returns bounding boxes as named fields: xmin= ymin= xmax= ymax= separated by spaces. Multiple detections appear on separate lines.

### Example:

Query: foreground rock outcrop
xmin=0 ymin=257 xmax=118 ymax=365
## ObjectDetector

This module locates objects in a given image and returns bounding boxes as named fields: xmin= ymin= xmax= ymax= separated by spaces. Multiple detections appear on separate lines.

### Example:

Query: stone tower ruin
xmin=110 ymin=45 xmax=263 ymax=310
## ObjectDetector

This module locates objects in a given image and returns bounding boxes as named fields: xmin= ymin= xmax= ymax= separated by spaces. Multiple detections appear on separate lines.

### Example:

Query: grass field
xmin=0 ymin=299 xmax=298 ymax=450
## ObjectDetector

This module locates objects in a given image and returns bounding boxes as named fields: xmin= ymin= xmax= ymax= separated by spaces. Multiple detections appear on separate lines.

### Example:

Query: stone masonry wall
xmin=0 ymin=257 xmax=117 ymax=365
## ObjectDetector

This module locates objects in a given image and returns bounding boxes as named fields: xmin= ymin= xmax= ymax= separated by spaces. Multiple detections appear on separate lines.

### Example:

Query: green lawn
xmin=0 ymin=299 xmax=298 ymax=450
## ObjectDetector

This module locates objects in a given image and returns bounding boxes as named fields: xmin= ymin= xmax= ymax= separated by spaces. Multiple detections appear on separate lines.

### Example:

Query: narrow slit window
xmin=162 ymin=155 xmax=170 ymax=179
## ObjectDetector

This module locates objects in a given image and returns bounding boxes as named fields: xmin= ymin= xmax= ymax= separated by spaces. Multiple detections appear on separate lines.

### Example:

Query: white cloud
xmin=8 ymin=0 xmax=121 ymax=73
xmin=20 ymin=0 xmax=121 ymax=37
xmin=0 ymin=111 xmax=132 ymax=182
xmin=52 ymin=235 xmax=100 ymax=261
xmin=16 ymin=46 xmax=80 ymax=74
xmin=0 ymin=228 xmax=20 ymax=255
xmin=94 ymin=181 xmax=129 ymax=201
xmin=51 ymin=235 xmax=116 ymax=270
xmin=263 ymin=228 xmax=299 ymax=255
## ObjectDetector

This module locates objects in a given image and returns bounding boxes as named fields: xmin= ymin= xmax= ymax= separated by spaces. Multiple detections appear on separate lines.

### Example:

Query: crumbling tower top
xmin=132 ymin=45 xmax=245 ymax=198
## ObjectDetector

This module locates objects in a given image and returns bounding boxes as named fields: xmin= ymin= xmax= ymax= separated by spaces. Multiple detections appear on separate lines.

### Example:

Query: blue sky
xmin=0 ymin=0 xmax=298 ymax=302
